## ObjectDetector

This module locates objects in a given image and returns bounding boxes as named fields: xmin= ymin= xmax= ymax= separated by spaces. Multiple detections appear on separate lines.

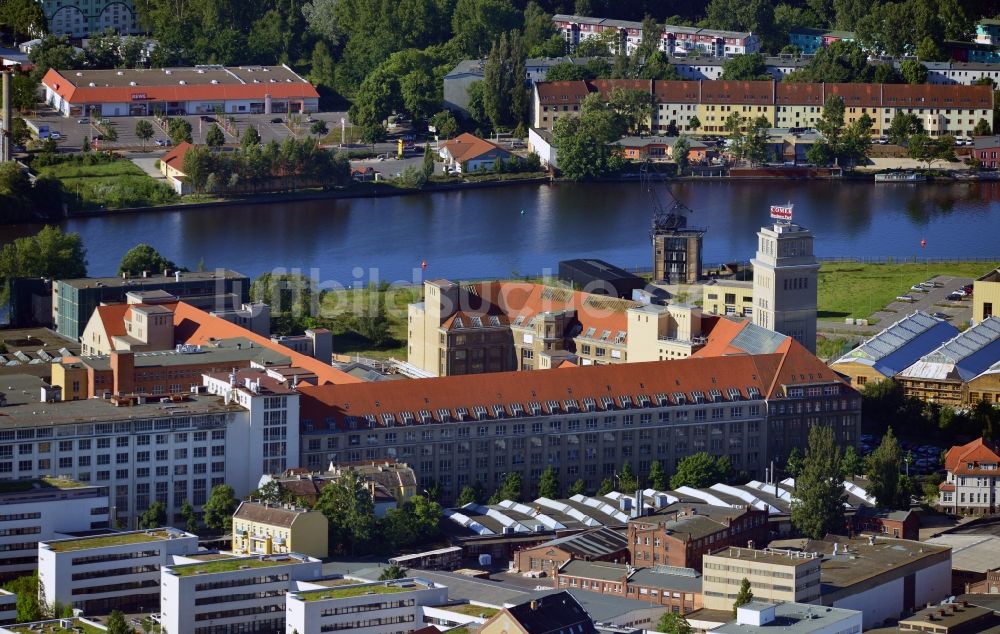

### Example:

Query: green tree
xmin=887 ymin=111 xmax=924 ymax=145
xmin=169 ymin=118 xmax=193 ymax=145
xmin=430 ymin=110 xmax=459 ymax=140
xmin=733 ymin=577 xmax=754 ymax=616
xmin=451 ymin=0 xmax=521 ymax=58
xmin=180 ymin=499 xmax=198 ymax=533
xmin=545 ymin=63 xmax=593 ymax=82
xmin=688 ymin=115 xmax=701 ymax=132
xmin=523 ymin=1 xmax=558 ymax=55
xmin=137 ymin=501 xmax=167 ymax=529
xmin=378 ymin=562 xmax=406 ymax=580
xmin=349 ymin=68 xmax=397 ymax=143
xmin=705 ymin=0 xmax=777 ymax=50
xmin=315 ymin=470 xmax=378 ymax=554
xmin=483 ymin=31 xmax=528 ymax=129
xmin=422 ymin=143 xmax=435 ymax=179
xmin=791 ymin=425 xmax=846 ymax=539
xmin=0 ymin=226 xmax=87 ymax=305
xmin=609 ymin=86 xmax=654 ymax=135
xmin=352 ymin=290 xmax=392 ymax=346
xmin=490 ymin=472 xmax=523 ymax=503
xmin=721 ymin=53 xmax=772 ymax=81
xmin=538 ymin=466 xmax=560 ymax=499
xmin=648 ymin=460 xmax=667 ymax=490
xmin=786 ymin=446 xmax=804 ymax=477
xmin=899 ymin=60 xmax=929 ymax=85
xmin=552 ymin=95 xmax=626 ymax=180
xmin=0 ymin=0 xmax=46 ymax=42
xmin=242 ymin=126 xmax=262 ymax=149
xmin=202 ymin=484 xmax=238 ymax=533
xmin=311 ymin=120 xmax=329 ymax=136
xmin=618 ymin=461 xmax=638 ymax=492
xmin=106 ymin=610 xmax=131 ymax=634
xmin=672 ymin=136 xmax=691 ymax=174
xmin=135 ymin=119 xmax=155 ymax=150
xmin=907 ymin=133 xmax=956 ymax=168
xmin=670 ymin=452 xmax=729 ymax=489
xmin=7 ymin=574 xmax=41 ymax=623
xmin=916 ymin=36 xmax=947 ymax=62
xmin=27 ymin=35 xmax=81 ymax=82
xmin=309 ymin=40 xmax=337 ymax=91
xmin=816 ymin=95 xmax=846 ymax=148
xmin=382 ymin=494 xmax=442 ymax=548
xmin=864 ymin=428 xmax=906 ymax=508
xmin=842 ymin=446 xmax=861 ymax=479
xmin=656 ymin=611 xmax=693 ymax=634
xmin=119 ymin=243 xmax=176 ymax=276
xmin=206 ymin=125 xmax=226 ymax=149
xmin=973 ymin=118 xmax=993 ymax=136
xmin=596 ymin=477 xmax=614 ymax=495
xmin=568 ymin=479 xmax=587 ymax=496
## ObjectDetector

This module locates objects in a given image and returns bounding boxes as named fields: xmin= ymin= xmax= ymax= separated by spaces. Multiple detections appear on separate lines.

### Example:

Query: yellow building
xmin=967 ymin=363 xmax=1000 ymax=404
xmin=974 ymin=268 xmax=1000 ymax=325
xmin=231 ymin=501 xmax=329 ymax=559
xmin=702 ymin=546 xmax=822 ymax=610
xmin=702 ymin=279 xmax=754 ymax=318
xmin=51 ymin=361 xmax=89 ymax=401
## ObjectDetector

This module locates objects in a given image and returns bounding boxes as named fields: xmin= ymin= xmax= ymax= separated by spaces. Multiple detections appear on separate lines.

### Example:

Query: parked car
xmin=947 ymin=292 xmax=963 ymax=301
xmin=270 ymin=117 xmax=284 ymax=124
xmin=933 ymin=312 xmax=950 ymax=319
xmin=910 ymin=284 xmax=927 ymax=292
xmin=953 ymin=289 xmax=967 ymax=297
xmin=77 ymin=117 xmax=89 ymax=124
xmin=896 ymin=295 xmax=916 ymax=302
xmin=49 ymin=132 xmax=62 ymax=140
xmin=199 ymin=115 xmax=215 ymax=122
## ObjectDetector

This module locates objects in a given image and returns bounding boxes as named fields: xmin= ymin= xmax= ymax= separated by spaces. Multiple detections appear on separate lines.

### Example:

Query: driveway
xmin=130 ymin=157 xmax=167 ymax=180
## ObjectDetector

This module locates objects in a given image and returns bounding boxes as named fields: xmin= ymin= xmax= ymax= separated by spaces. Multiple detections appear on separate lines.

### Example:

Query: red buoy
xmin=920 ymin=239 xmax=926 ymax=248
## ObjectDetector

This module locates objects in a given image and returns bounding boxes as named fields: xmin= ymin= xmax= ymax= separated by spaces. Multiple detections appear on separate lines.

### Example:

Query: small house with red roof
xmin=938 ymin=438 xmax=1000 ymax=515
xmin=160 ymin=140 xmax=193 ymax=194
xmin=439 ymin=133 xmax=513 ymax=173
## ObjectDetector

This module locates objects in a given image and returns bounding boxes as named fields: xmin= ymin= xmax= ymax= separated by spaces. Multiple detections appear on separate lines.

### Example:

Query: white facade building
xmin=285 ymin=578 xmax=449 ymax=634
xmin=713 ymin=602 xmax=862 ymax=634
xmin=752 ymin=220 xmax=819 ymax=354
xmin=0 ymin=590 xmax=15 ymax=626
xmin=39 ymin=527 xmax=198 ymax=615
xmin=160 ymin=553 xmax=323 ymax=634
xmin=0 ymin=478 xmax=109 ymax=580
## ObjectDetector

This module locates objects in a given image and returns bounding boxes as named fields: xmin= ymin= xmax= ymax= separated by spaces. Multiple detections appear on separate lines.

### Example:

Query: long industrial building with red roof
xmin=41 ymin=64 xmax=320 ymax=118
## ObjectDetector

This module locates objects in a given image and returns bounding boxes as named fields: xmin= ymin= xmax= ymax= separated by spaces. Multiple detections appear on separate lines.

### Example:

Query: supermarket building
xmin=41 ymin=65 xmax=320 ymax=118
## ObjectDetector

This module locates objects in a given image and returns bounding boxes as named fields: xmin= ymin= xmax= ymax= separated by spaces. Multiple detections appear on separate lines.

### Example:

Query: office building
xmin=752 ymin=220 xmax=819 ymax=353
xmin=298 ymin=342 xmax=859 ymax=502
xmin=160 ymin=552 xmax=323 ymax=634
xmin=42 ymin=66 xmax=319 ymax=118
xmin=628 ymin=504 xmax=769 ymax=570
xmin=830 ymin=311 xmax=959 ymax=387
xmin=231 ymin=501 xmax=329 ymax=559
xmin=285 ymin=577 xmax=449 ymax=634
xmin=38 ymin=528 xmax=198 ymax=614
xmin=938 ymin=438 xmax=1000 ymax=515
xmin=0 ymin=590 xmax=13 ymax=626
xmin=974 ymin=268 xmax=1000 ymax=324
xmin=702 ymin=279 xmax=754 ymax=318
xmin=52 ymin=270 xmax=250 ymax=341
xmin=713 ymin=601 xmax=862 ymax=634
xmin=0 ymin=477 xmax=109 ymax=581
xmin=702 ymin=546 xmax=822 ymax=610
xmin=0 ymin=617 xmax=109 ymax=633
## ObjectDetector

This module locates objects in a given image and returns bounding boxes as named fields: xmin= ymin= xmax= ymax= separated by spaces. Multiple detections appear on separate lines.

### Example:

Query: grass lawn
xmin=35 ymin=157 xmax=178 ymax=210
xmin=320 ymin=285 xmax=421 ymax=360
xmin=817 ymin=261 xmax=997 ymax=321
xmin=37 ymin=160 xmax=145 ymax=179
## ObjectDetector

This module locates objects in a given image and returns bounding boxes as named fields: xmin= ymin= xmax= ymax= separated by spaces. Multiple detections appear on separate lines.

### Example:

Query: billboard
xmin=770 ymin=204 xmax=793 ymax=221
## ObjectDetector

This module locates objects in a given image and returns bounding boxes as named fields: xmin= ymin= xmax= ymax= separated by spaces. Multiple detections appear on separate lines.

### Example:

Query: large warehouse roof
xmin=43 ymin=64 xmax=319 ymax=103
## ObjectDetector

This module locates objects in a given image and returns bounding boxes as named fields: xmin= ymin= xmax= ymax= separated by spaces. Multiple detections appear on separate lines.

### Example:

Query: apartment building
xmin=938 ymin=438 xmax=1000 ymax=515
xmin=830 ymin=311 xmax=959 ymax=387
xmin=161 ymin=553 xmax=323 ymax=634
xmin=751 ymin=220 xmax=819 ymax=353
xmin=300 ymin=341 xmax=859 ymax=502
xmin=552 ymin=14 xmax=759 ymax=57
xmin=38 ymin=528 xmax=198 ymax=614
xmin=285 ymin=577 xmax=449 ymax=634
xmin=231 ymin=501 xmax=329 ymax=559
xmin=702 ymin=546 xmax=822 ymax=610
xmin=0 ymin=477 xmax=109 ymax=581
xmin=788 ymin=28 xmax=855 ymax=54
xmin=532 ymin=80 xmax=993 ymax=139
xmin=407 ymin=279 xmax=707 ymax=377
xmin=52 ymin=270 xmax=250 ymax=341
xmin=40 ymin=0 xmax=138 ymax=37
xmin=896 ymin=317 xmax=1000 ymax=405
xmin=702 ymin=279 xmax=754 ymax=318
xmin=261 ymin=462 xmax=417 ymax=511
xmin=627 ymin=504 xmax=769 ymax=571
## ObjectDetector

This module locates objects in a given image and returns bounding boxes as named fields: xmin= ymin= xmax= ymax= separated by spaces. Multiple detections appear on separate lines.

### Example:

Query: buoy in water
xmin=421 ymin=260 xmax=427 ymax=269
xmin=920 ymin=239 xmax=926 ymax=248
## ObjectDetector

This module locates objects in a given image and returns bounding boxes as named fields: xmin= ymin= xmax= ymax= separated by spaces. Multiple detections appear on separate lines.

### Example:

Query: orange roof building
xmin=41 ymin=65 xmax=320 ymax=118
xmin=938 ymin=438 xmax=1000 ymax=515
xmin=439 ymin=133 xmax=513 ymax=173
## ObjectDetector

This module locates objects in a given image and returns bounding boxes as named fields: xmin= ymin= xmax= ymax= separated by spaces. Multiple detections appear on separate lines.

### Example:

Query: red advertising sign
xmin=770 ymin=204 xmax=793 ymax=221
xmin=131 ymin=93 xmax=149 ymax=101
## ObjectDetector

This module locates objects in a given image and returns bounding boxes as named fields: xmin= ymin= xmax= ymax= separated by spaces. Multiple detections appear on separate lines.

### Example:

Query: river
xmin=5 ymin=180 xmax=1000 ymax=285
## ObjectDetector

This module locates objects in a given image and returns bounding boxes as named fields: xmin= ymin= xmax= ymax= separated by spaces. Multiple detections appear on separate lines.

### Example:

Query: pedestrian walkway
xmin=131 ymin=157 xmax=167 ymax=180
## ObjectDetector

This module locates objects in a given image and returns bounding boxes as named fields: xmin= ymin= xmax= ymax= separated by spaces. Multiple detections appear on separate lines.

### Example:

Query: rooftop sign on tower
xmin=770 ymin=203 xmax=793 ymax=222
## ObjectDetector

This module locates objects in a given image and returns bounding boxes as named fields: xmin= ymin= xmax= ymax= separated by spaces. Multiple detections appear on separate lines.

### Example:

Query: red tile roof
xmin=42 ymin=68 xmax=319 ymax=104
xmin=944 ymin=438 xmax=1000 ymax=476
xmin=882 ymin=83 xmax=993 ymax=109
xmin=699 ymin=80 xmax=774 ymax=105
xmin=441 ymin=133 xmax=512 ymax=164
xmin=826 ymin=83 xmax=882 ymax=108
xmin=298 ymin=342 xmax=848 ymax=431
xmin=161 ymin=141 xmax=193 ymax=171
xmin=653 ymin=80 xmax=701 ymax=103
xmin=588 ymin=79 xmax=652 ymax=101
xmin=536 ymin=80 xmax=593 ymax=106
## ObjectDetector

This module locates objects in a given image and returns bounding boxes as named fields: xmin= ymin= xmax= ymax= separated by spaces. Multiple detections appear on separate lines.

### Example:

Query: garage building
xmin=42 ymin=65 xmax=320 ymax=118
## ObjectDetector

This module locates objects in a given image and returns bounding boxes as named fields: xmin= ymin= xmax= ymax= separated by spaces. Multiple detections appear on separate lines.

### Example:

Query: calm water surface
xmin=4 ymin=180 xmax=1000 ymax=283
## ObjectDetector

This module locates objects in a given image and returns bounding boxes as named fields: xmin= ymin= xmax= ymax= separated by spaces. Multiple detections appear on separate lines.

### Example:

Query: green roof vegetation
xmin=296 ymin=582 xmax=420 ymax=601
xmin=441 ymin=604 xmax=499 ymax=617
xmin=47 ymin=530 xmax=176 ymax=552
xmin=0 ymin=477 xmax=88 ymax=493
xmin=9 ymin=620 xmax=105 ymax=634
xmin=170 ymin=557 xmax=291 ymax=576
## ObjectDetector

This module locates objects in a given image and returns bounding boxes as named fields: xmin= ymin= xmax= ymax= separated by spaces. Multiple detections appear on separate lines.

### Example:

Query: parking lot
xmin=874 ymin=274 xmax=974 ymax=327
xmin=858 ymin=433 xmax=945 ymax=475
xmin=26 ymin=109 xmax=350 ymax=151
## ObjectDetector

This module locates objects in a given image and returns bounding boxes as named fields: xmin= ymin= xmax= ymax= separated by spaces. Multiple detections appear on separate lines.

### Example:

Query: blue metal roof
xmin=835 ymin=311 xmax=959 ymax=378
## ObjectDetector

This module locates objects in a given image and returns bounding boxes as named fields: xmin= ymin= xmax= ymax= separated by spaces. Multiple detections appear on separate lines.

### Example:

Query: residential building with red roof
xmin=532 ymin=79 xmax=993 ymax=139
xmin=159 ymin=141 xmax=193 ymax=194
xmin=439 ymin=133 xmax=513 ymax=173
xmin=938 ymin=438 xmax=1000 ymax=515
xmin=41 ymin=65 xmax=319 ymax=118
xmin=297 ymin=338 xmax=859 ymax=501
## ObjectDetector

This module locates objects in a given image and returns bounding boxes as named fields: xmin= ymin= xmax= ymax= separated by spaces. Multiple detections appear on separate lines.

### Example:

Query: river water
xmin=5 ymin=180 xmax=1000 ymax=284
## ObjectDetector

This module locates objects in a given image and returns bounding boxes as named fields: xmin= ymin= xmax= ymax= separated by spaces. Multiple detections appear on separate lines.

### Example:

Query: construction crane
xmin=641 ymin=159 xmax=695 ymax=239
